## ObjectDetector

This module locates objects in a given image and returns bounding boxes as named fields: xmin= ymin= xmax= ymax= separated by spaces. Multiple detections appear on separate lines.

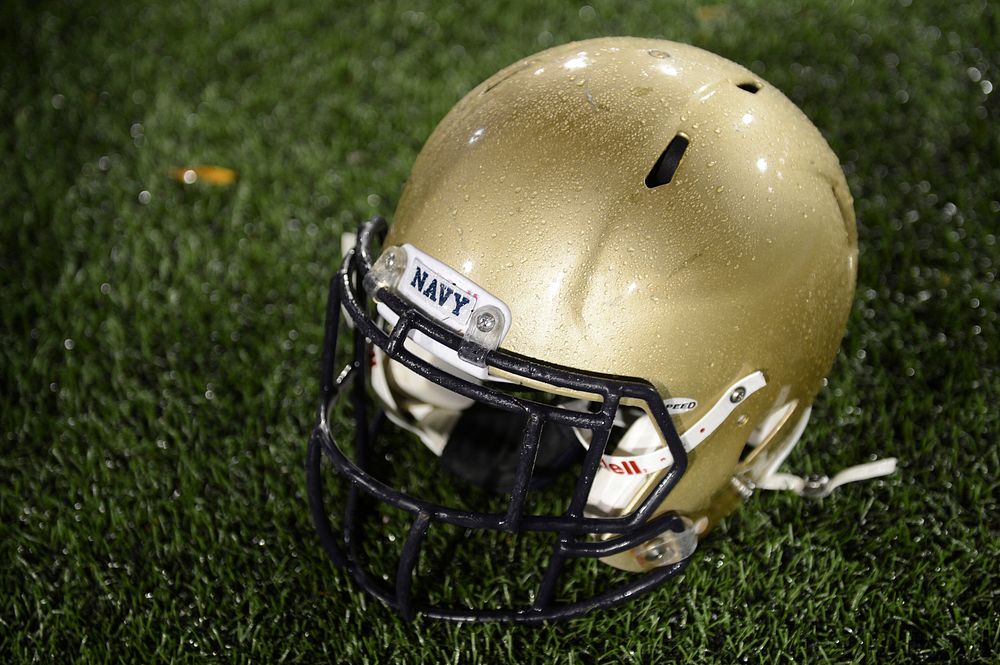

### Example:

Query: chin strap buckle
xmin=753 ymin=457 xmax=898 ymax=499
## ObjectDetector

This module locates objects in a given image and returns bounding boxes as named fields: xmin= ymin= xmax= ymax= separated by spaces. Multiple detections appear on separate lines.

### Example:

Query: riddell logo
xmin=600 ymin=458 xmax=645 ymax=475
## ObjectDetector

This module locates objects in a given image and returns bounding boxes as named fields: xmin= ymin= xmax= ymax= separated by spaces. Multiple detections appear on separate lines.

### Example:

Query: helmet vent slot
xmin=645 ymin=134 xmax=689 ymax=188
xmin=736 ymin=81 xmax=760 ymax=93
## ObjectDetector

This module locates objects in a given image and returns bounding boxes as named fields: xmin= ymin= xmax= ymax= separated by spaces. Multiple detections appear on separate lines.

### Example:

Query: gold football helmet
xmin=307 ymin=37 xmax=894 ymax=622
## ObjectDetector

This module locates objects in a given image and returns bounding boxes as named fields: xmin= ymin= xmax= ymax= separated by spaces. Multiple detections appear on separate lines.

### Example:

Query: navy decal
xmin=407 ymin=260 xmax=477 ymax=320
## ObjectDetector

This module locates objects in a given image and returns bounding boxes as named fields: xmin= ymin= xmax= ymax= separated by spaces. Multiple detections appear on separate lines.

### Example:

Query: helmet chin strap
xmin=580 ymin=375 xmax=897 ymax=518
xmin=740 ymin=406 xmax=898 ymax=498
xmin=754 ymin=459 xmax=898 ymax=498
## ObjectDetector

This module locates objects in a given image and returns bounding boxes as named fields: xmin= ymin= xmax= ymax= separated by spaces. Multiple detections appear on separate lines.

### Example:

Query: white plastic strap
xmin=341 ymin=232 xmax=357 ymax=260
xmin=594 ymin=371 xmax=767 ymax=476
xmin=340 ymin=232 xmax=360 ymax=329
xmin=755 ymin=458 xmax=897 ymax=498
xmin=583 ymin=371 xmax=767 ymax=519
xmin=369 ymin=345 xmax=473 ymax=456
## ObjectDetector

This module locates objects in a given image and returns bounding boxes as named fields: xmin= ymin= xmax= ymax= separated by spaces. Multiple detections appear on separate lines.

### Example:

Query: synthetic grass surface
xmin=2 ymin=0 xmax=998 ymax=662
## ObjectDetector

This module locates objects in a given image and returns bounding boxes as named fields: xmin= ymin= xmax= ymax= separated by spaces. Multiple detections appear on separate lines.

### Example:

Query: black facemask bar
xmin=306 ymin=217 xmax=693 ymax=623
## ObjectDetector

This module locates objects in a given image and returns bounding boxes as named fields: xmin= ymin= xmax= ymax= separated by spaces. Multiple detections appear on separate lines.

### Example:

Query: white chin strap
xmin=581 ymin=377 xmax=898 ymax=518
xmin=745 ymin=405 xmax=897 ymax=498
xmin=755 ymin=458 xmax=898 ymax=498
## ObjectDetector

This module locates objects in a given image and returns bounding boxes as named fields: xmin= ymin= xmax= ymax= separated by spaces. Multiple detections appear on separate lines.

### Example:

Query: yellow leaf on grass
xmin=171 ymin=165 xmax=239 ymax=186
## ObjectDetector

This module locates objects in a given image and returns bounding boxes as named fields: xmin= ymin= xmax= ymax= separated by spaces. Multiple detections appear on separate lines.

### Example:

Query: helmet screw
xmin=730 ymin=474 xmax=755 ymax=500
xmin=643 ymin=542 xmax=669 ymax=563
xmin=729 ymin=386 xmax=746 ymax=403
xmin=476 ymin=312 xmax=497 ymax=333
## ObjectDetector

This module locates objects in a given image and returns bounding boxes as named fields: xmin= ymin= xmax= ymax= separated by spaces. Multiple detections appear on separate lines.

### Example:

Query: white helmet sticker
xmin=374 ymin=244 xmax=513 ymax=381
xmin=663 ymin=398 xmax=698 ymax=413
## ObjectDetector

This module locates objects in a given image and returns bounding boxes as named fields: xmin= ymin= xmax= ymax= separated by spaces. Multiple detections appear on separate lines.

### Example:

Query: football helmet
xmin=307 ymin=37 xmax=894 ymax=622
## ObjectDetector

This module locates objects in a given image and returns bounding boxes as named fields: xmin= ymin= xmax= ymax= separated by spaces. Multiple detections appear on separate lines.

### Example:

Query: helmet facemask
xmin=307 ymin=218 xmax=705 ymax=622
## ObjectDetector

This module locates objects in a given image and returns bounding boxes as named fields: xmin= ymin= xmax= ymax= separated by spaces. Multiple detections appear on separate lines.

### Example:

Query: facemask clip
xmin=363 ymin=245 xmax=408 ymax=297
xmin=634 ymin=516 xmax=701 ymax=568
xmin=457 ymin=305 xmax=506 ymax=367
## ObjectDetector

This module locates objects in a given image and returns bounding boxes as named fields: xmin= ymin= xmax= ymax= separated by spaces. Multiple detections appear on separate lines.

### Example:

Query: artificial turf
xmin=2 ymin=0 xmax=998 ymax=662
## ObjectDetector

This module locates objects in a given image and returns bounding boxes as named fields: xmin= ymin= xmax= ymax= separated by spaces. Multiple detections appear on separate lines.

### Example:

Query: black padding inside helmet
xmin=440 ymin=403 xmax=583 ymax=494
